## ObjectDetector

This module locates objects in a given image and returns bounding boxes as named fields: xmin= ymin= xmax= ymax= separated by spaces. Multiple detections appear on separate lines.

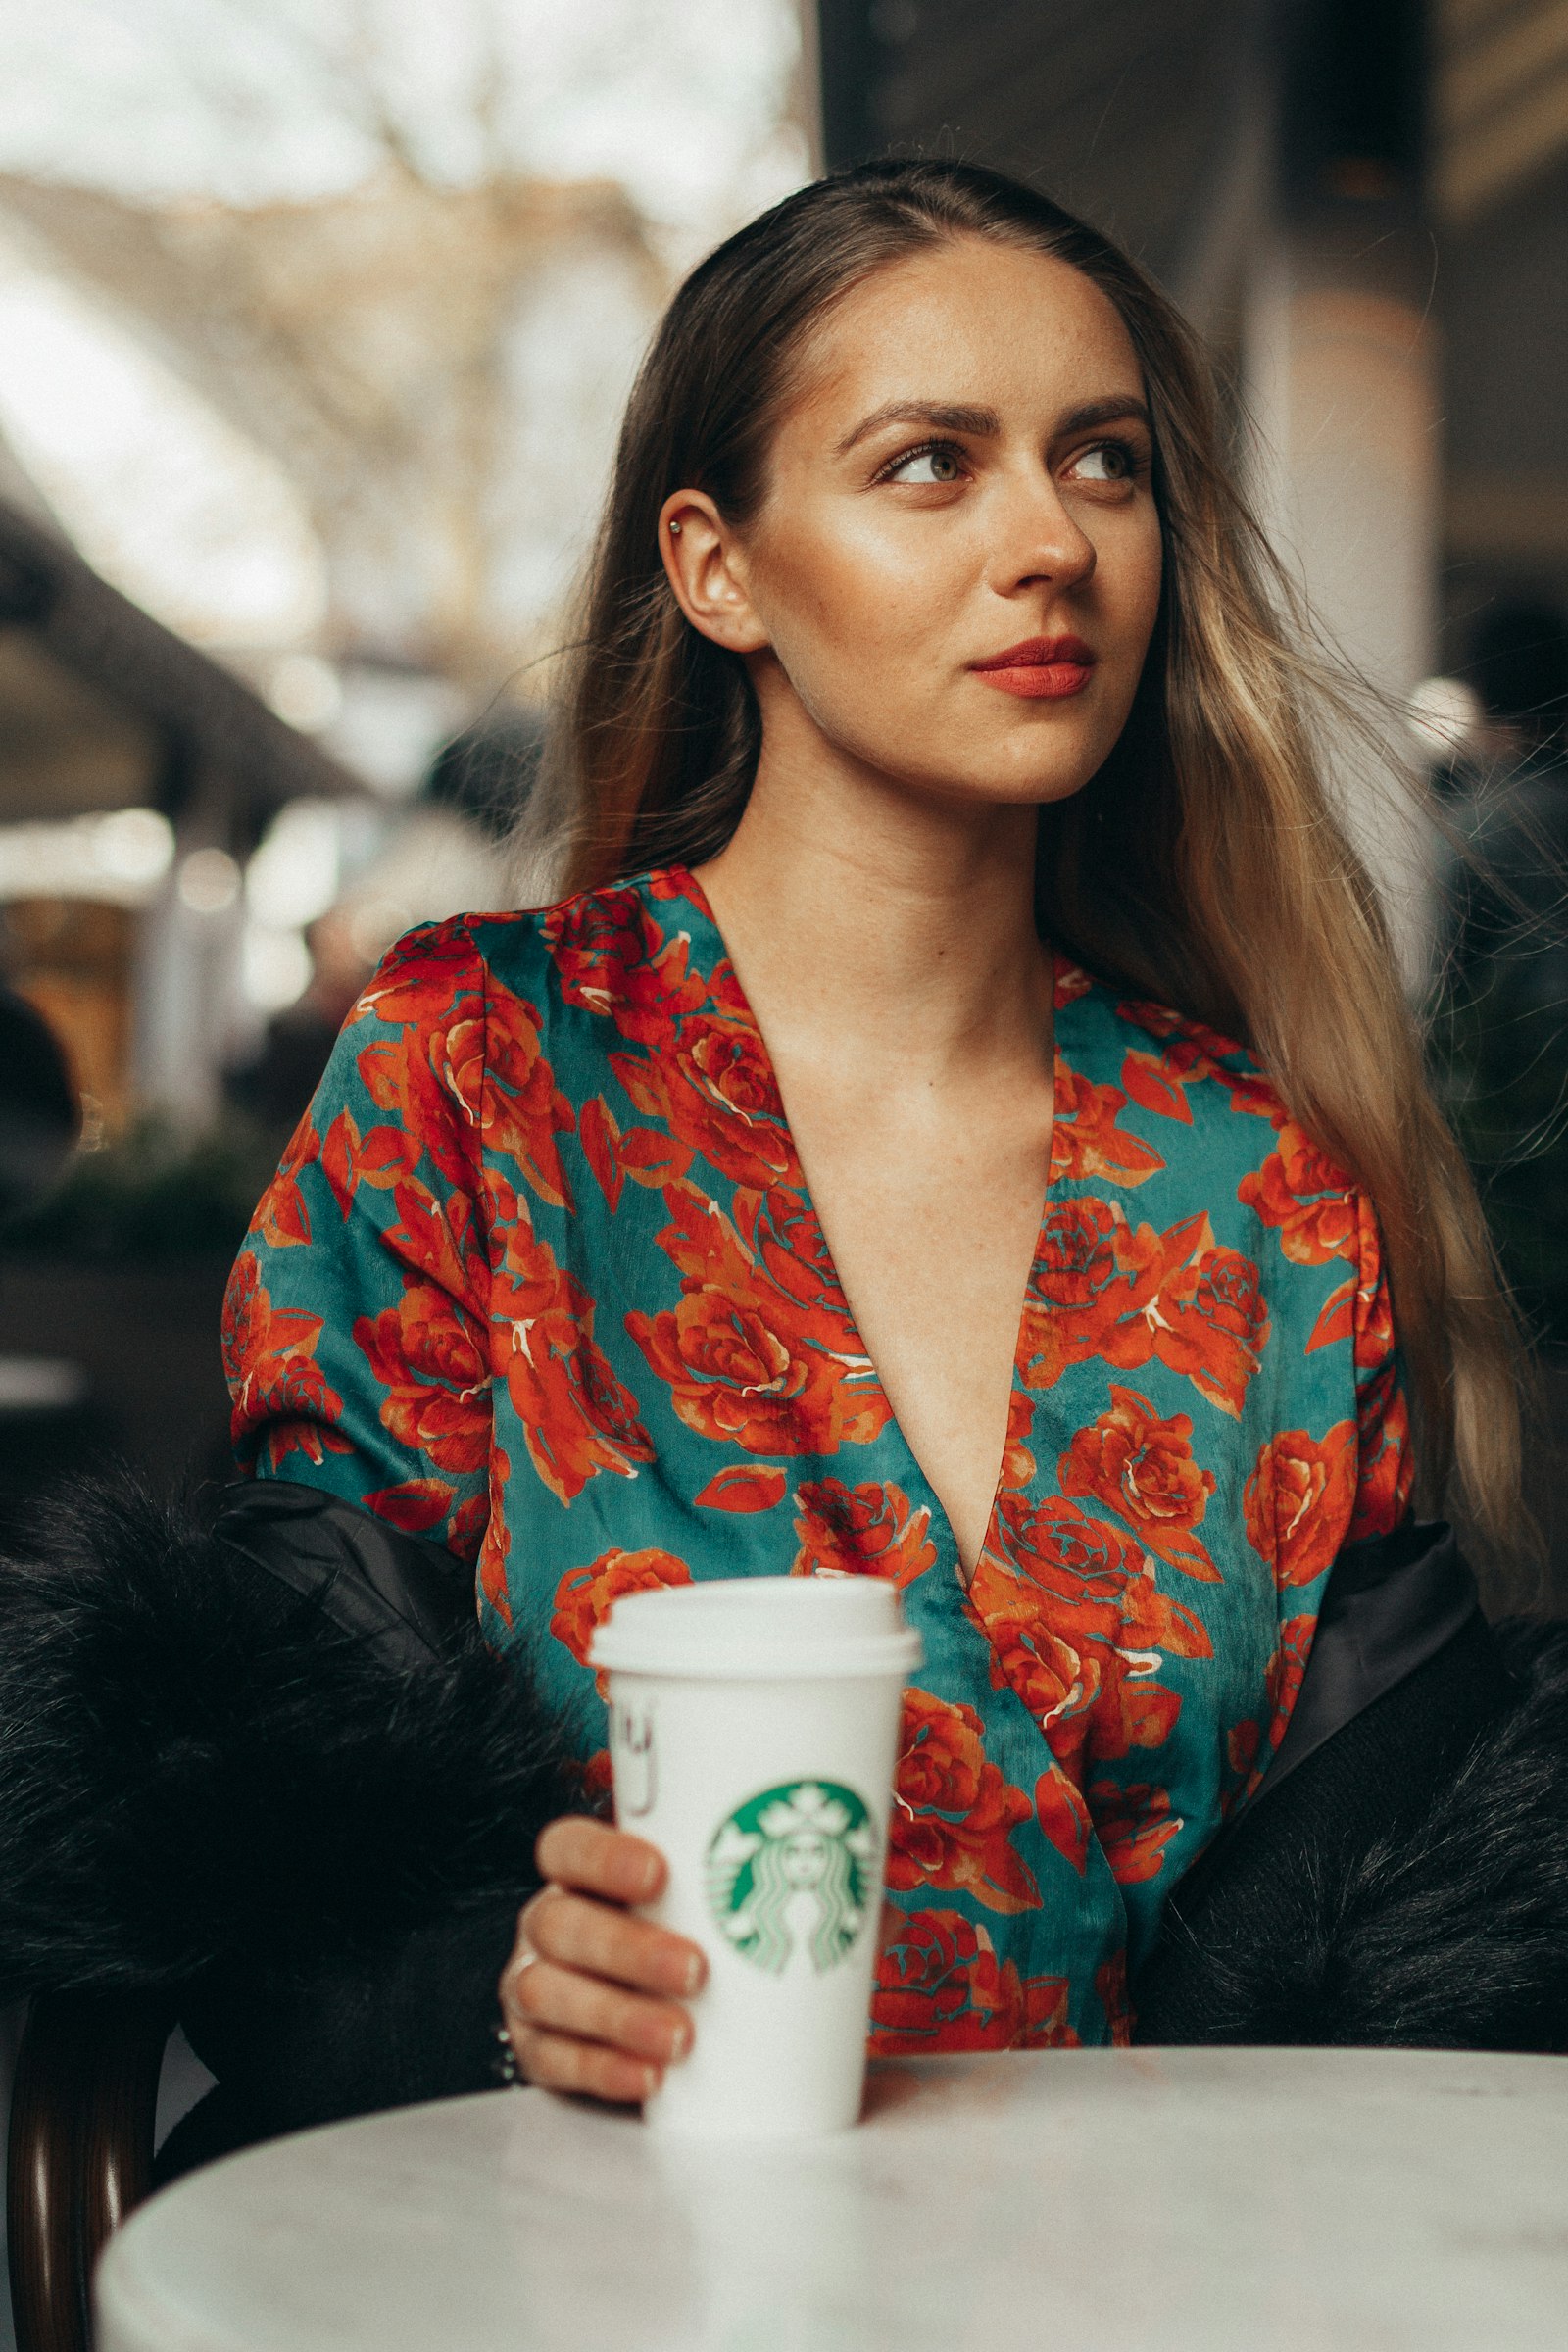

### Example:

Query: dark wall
xmin=1439 ymin=144 xmax=1568 ymax=640
xmin=815 ymin=0 xmax=1255 ymax=285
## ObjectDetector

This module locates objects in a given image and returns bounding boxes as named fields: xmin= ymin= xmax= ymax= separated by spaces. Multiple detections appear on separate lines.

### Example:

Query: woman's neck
xmin=692 ymin=740 xmax=1054 ymax=1102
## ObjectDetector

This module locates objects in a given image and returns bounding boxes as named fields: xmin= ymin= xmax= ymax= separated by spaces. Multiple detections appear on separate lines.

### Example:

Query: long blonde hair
xmin=536 ymin=159 xmax=1525 ymax=1566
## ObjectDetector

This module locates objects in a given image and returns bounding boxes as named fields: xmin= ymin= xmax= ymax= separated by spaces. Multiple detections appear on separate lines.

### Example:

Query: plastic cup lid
xmin=588 ymin=1574 xmax=924 ymax=1680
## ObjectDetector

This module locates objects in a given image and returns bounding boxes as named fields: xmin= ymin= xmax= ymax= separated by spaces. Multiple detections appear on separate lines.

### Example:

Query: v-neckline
xmin=661 ymin=862 xmax=1073 ymax=1586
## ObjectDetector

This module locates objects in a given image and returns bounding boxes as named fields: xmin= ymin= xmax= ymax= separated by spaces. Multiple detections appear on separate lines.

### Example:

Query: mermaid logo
xmin=704 ymin=1780 xmax=877 ymax=1977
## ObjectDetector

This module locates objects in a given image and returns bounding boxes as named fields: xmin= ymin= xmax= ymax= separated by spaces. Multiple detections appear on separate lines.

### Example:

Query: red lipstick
xmin=970 ymin=633 xmax=1096 ymax=700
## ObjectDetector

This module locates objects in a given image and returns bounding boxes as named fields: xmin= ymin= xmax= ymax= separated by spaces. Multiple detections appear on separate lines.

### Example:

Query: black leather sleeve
xmin=160 ymin=1898 xmax=526 ymax=2180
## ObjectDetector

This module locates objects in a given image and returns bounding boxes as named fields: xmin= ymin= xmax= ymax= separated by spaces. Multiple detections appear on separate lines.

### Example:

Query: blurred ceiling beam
xmin=1446 ymin=467 xmax=1568 ymax=559
xmin=0 ymin=497 xmax=355 ymax=832
xmin=0 ymin=629 xmax=160 ymax=820
xmin=1435 ymin=0 xmax=1568 ymax=220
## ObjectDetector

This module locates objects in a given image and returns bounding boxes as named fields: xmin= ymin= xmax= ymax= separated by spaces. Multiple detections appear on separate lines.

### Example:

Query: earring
xmin=668 ymin=518 xmax=682 ymax=535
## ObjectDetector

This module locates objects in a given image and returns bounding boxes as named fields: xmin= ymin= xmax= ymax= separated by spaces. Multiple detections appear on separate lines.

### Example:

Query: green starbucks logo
xmin=705 ymin=1781 xmax=877 ymax=1977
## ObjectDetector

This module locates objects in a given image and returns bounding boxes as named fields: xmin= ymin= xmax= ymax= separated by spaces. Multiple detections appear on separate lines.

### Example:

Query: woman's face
xmin=664 ymin=236 xmax=1164 ymax=812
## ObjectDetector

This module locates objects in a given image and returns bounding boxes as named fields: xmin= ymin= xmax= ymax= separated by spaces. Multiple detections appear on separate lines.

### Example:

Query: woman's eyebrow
xmin=834 ymin=400 xmax=1000 ymax=455
xmin=834 ymin=392 xmax=1152 ymax=458
xmin=1057 ymin=395 xmax=1152 ymax=433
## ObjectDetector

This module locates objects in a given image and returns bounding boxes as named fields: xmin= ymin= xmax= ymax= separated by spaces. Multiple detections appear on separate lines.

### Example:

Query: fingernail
xmin=639 ymin=2065 xmax=660 ymax=2100
xmin=638 ymin=1852 xmax=662 ymax=1899
xmin=681 ymin=1951 xmax=706 ymax=1996
xmin=667 ymin=2017 xmax=693 ymax=2063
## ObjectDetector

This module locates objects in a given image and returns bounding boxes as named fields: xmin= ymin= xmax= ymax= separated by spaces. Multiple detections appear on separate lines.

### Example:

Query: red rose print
xmin=888 ymin=1688 xmax=1040 ymax=1914
xmin=615 ymin=1128 xmax=694 ymax=1188
xmin=223 ymin=1251 xmax=350 ymax=1471
xmin=628 ymin=1279 xmax=847 ymax=1455
xmin=361 ymin=1475 xmax=486 ymax=1567
xmin=1017 ymin=1972 xmax=1080 ymax=2046
xmin=358 ymin=918 xmax=478 ymax=1026
xmin=999 ymin=1388 xmax=1037 ymax=1493
xmin=1348 ymin=1359 xmax=1413 ymax=1542
xmin=628 ymin=1182 xmax=887 ymax=1454
xmin=613 ymin=1011 xmax=797 ymax=1191
xmin=542 ymin=888 xmax=705 ymax=1047
xmin=578 ymin=1096 xmax=623 ymax=1211
xmin=1149 ymin=1223 xmax=1269 ymax=1417
xmin=972 ymin=1571 xmax=1107 ymax=1755
xmin=1263 ymin=1613 xmax=1316 ymax=1754
xmin=1035 ymin=1763 xmax=1093 ymax=1874
xmin=450 ymin=985 xmax=577 ymax=1211
xmin=1238 ymin=1121 xmax=1358 ymax=1264
xmin=1353 ymin=1226 xmax=1396 ymax=1368
xmin=1306 ymin=1277 xmax=1355 ymax=1353
xmin=381 ymin=1179 xmax=487 ymax=1304
xmin=1059 ymin=1387 xmax=1219 ymax=1579
xmin=792 ymin=1478 xmax=937 ymax=1586
xmin=355 ymin=971 xmax=481 ymax=1191
xmin=695 ymin=1464 xmax=787 ymax=1513
xmin=477 ymin=1446 xmax=513 ymax=1621
xmin=363 ymin=1476 xmax=454 ymax=1536
xmin=1087 ymin=1779 xmax=1182 ymax=1884
xmin=870 ymin=1910 xmax=1081 ymax=2052
xmin=1119 ymin=1046 xmax=1196 ymax=1124
xmin=1095 ymin=1949 xmax=1134 ymax=2044
xmin=254 ymin=1116 xmax=319 ymax=1249
xmin=354 ymin=1281 xmax=490 ymax=1473
xmin=973 ymin=1495 xmax=1207 ymax=1777
xmin=321 ymin=1111 xmax=420 ymax=1219
xmin=1015 ymin=1198 xmax=1162 ymax=1390
xmin=493 ymin=1221 xmax=656 ymax=1505
xmin=1016 ymin=1203 xmax=1267 ymax=1417
xmin=1224 ymin=1717 xmax=1262 ymax=1804
xmin=1243 ymin=1422 xmax=1357 ymax=1587
xmin=448 ymin=1488 xmax=487 ymax=1561
xmin=870 ymin=1911 xmax=1012 ymax=2049
xmin=551 ymin=1546 xmax=694 ymax=1676
xmin=734 ymin=1184 xmax=858 ymax=1353
xmin=1050 ymin=1064 xmax=1165 ymax=1186
xmin=1114 ymin=1001 xmax=1283 ymax=1125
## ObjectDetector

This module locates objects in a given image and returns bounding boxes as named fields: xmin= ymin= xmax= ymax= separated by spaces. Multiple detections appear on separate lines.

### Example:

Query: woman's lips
xmin=970 ymin=634 xmax=1097 ymax=700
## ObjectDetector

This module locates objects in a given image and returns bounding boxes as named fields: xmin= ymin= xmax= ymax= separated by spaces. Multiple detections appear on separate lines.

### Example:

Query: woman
xmin=3 ymin=166 xmax=1562 ymax=2170
xmin=221 ymin=160 xmax=1531 ymax=2094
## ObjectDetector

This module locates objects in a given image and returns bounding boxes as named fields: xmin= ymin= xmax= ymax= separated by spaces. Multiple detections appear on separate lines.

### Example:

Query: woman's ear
xmin=658 ymin=492 xmax=769 ymax=655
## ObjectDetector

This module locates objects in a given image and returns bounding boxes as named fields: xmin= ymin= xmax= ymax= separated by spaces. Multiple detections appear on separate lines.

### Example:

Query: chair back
xmin=6 ymin=1991 xmax=172 ymax=2352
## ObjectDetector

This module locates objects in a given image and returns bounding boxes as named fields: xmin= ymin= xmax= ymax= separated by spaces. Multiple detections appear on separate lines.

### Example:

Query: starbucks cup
xmin=589 ymin=1576 xmax=921 ymax=2140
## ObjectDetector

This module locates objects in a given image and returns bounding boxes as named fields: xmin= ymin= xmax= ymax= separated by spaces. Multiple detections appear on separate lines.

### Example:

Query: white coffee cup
xmin=589 ymin=1576 xmax=922 ymax=2140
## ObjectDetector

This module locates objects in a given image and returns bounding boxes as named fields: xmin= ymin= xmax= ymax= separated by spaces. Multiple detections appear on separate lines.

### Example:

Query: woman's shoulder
xmin=1058 ymin=959 xmax=1374 ymax=1272
xmin=1059 ymin=956 xmax=1293 ymax=1130
xmin=356 ymin=874 xmax=681 ymax=1028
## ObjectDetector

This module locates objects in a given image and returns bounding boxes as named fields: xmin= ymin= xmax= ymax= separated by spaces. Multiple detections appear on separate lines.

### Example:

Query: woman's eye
xmin=886 ymin=446 xmax=964 ymax=485
xmin=1067 ymin=442 xmax=1134 ymax=483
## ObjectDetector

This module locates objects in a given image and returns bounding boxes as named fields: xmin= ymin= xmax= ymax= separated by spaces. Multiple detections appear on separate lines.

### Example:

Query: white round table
xmin=97 ymin=2047 xmax=1568 ymax=2352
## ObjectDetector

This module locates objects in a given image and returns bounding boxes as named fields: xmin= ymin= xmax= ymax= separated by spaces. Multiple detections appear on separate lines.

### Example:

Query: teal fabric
xmin=225 ymin=867 xmax=1410 ymax=2049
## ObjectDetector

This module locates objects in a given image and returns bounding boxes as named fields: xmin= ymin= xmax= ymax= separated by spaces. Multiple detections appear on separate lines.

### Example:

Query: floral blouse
xmin=224 ymin=865 xmax=1411 ymax=2049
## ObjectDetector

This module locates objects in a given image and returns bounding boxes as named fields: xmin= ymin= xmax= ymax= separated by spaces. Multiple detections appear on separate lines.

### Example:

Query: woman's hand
xmin=500 ymin=1816 xmax=708 ymax=2105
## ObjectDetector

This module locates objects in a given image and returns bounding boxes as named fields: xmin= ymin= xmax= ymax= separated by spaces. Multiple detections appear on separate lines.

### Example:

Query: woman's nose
xmin=991 ymin=476 xmax=1097 ymax=596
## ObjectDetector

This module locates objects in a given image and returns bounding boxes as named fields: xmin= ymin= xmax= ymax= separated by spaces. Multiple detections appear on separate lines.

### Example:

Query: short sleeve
xmin=1347 ymin=1188 xmax=1415 ymax=1544
xmin=222 ymin=919 xmax=494 ymax=1564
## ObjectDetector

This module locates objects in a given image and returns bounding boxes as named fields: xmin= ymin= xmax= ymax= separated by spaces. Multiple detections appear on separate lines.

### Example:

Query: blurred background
xmin=0 ymin=0 xmax=1566 ymax=1596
